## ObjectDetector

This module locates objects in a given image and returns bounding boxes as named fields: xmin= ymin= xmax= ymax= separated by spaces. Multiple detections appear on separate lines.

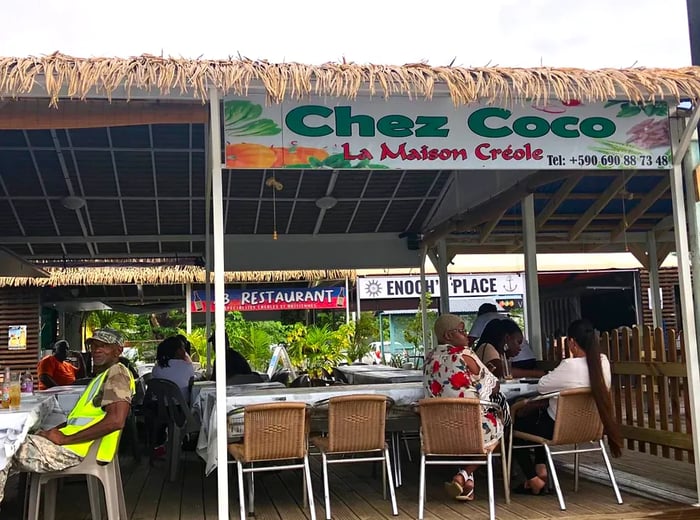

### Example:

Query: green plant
xmin=285 ymin=324 xmax=348 ymax=378
xmin=403 ymin=293 xmax=436 ymax=354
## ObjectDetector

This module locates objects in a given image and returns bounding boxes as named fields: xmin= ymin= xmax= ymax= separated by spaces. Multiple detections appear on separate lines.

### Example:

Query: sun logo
xmin=364 ymin=280 xmax=382 ymax=297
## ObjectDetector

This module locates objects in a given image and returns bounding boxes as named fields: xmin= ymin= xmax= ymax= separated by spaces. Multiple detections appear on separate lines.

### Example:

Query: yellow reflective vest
xmin=60 ymin=365 xmax=135 ymax=462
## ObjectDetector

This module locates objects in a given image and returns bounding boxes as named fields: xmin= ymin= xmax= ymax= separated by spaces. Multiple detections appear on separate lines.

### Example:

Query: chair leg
xmin=100 ymin=472 xmax=121 ymax=520
xmin=114 ymin=457 xmax=128 ymax=520
xmin=26 ymin=474 xmax=41 ymax=520
xmin=544 ymin=445 xmax=566 ymax=511
xmin=86 ymin=475 xmax=103 ymax=520
xmin=500 ymin=441 xmax=510 ymax=504
xmin=247 ymin=469 xmax=255 ymax=515
xmin=236 ymin=462 xmax=246 ymax=520
xmin=574 ymin=444 xmax=580 ymax=492
xmin=417 ymin=454 xmax=426 ymax=520
xmin=303 ymin=455 xmax=317 ymax=520
xmin=487 ymin=452 xmax=495 ymax=520
xmin=168 ymin=427 xmax=182 ymax=482
xmin=383 ymin=447 xmax=398 ymax=516
xmin=599 ymin=440 xmax=623 ymax=504
xmin=321 ymin=453 xmax=331 ymax=520
xmin=43 ymin=479 xmax=57 ymax=520
xmin=402 ymin=432 xmax=413 ymax=462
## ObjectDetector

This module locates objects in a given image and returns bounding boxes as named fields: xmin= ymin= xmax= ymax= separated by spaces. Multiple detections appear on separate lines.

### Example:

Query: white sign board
xmin=359 ymin=273 xmax=524 ymax=299
xmin=223 ymin=96 xmax=670 ymax=170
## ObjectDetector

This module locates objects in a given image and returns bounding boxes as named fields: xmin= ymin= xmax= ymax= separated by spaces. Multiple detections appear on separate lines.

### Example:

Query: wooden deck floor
xmin=3 ymin=446 xmax=700 ymax=520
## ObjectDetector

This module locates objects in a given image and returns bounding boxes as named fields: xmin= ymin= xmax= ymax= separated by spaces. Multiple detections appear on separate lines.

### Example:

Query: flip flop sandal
xmin=444 ymin=480 xmax=463 ymax=499
xmin=454 ymin=470 xmax=475 ymax=501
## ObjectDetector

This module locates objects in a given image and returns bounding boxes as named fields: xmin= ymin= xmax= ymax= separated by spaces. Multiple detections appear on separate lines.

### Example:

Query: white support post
xmin=209 ymin=87 xmax=229 ymax=520
xmin=436 ymin=239 xmax=450 ymax=314
xmin=185 ymin=284 xmax=192 ymax=334
xmin=645 ymin=231 xmax=663 ymax=328
xmin=355 ymin=276 xmax=362 ymax=317
xmin=670 ymin=118 xmax=700 ymax=504
xmin=204 ymin=123 xmax=213 ymax=373
xmin=522 ymin=194 xmax=542 ymax=359
xmin=344 ymin=277 xmax=350 ymax=324
xmin=420 ymin=246 xmax=430 ymax=351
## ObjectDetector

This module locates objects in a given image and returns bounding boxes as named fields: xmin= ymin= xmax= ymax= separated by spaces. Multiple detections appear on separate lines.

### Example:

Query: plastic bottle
xmin=1 ymin=367 xmax=11 ymax=409
xmin=20 ymin=371 xmax=33 ymax=396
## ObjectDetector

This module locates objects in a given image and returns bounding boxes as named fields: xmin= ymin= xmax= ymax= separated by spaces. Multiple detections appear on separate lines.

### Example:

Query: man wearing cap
xmin=37 ymin=339 xmax=81 ymax=390
xmin=0 ymin=328 xmax=135 ymax=503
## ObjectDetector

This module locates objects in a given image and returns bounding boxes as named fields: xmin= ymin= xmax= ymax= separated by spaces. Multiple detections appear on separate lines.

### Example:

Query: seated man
xmin=0 ymin=328 xmax=135 ymax=502
xmin=37 ymin=339 xmax=79 ymax=390
xmin=209 ymin=333 xmax=254 ymax=380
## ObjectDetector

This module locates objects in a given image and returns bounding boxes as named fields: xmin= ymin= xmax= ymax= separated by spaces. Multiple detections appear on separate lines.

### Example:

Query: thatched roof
xmin=0 ymin=265 xmax=356 ymax=287
xmin=2 ymin=53 xmax=700 ymax=106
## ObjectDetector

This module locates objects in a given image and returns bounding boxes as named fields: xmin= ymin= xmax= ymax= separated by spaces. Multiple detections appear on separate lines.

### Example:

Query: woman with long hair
xmin=512 ymin=318 xmax=623 ymax=495
xmin=473 ymin=319 xmax=510 ymax=377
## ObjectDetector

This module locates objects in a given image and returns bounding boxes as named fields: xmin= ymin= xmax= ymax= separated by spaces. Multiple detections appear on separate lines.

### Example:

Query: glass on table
xmin=9 ymin=377 xmax=21 ymax=410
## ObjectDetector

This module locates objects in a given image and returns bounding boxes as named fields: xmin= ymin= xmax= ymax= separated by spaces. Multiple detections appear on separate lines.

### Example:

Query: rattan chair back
xmin=242 ymin=402 xmax=308 ymax=462
xmin=326 ymin=394 xmax=388 ymax=452
xmin=551 ymin=388 xmax=604 ymax=445
xmin=419 ymin=397 xmax=487 ymax=455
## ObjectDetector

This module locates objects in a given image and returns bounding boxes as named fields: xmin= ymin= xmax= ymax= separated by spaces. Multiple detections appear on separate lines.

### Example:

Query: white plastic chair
xmin=26 ymin=436 xmax=126 ymax=520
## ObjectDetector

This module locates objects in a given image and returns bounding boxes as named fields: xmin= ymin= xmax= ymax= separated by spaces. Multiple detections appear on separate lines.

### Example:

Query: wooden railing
xmin=542 ymin=326 xmax=692 ymax=462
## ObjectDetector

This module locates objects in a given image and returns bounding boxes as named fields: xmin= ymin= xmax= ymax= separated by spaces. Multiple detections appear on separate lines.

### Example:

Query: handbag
xmin=490 ymin=390 xmax=512 ymax=428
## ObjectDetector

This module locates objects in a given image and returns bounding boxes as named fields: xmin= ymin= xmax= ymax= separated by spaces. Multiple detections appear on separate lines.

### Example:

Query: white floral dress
xmin=423 ymin=343 xmax=504 ymax=445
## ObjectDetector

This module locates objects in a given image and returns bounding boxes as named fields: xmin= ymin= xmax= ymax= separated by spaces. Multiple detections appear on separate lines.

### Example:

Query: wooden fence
xmin=543 ymin=326 xmax=692 ymax=462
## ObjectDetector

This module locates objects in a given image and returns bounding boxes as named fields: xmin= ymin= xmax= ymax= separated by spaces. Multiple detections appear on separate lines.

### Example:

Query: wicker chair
xmin=508 ymin=387 xmax=623 ymax=511
xmin=228 ymin=402 xmax=316 ymax=520
xmin=417 ymin=397 xmax=508 ymax=520
xmin=309 ymin=395 xmax=398 ymax=520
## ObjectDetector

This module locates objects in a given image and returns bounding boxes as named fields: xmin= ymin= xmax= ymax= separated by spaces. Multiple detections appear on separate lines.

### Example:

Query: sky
xmin=0 ymin=0 xmax=693 ymax=69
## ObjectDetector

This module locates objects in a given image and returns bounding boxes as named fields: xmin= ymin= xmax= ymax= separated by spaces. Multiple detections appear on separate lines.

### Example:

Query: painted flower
xmin=485 ymin=412 xmax=497 ymax=427
xmin=448 ymin=371 xmax=470 ymax=389
xmin=430 ymin=380 xmax=443 ymax=396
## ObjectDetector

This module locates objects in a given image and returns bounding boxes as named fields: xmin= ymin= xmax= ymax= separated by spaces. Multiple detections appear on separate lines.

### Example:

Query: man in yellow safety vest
xmin=0 ymin=328 xmax=135 ymax=503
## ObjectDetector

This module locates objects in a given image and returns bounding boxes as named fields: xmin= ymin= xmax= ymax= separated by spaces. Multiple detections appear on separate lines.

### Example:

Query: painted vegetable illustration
xmin=282 ymin=152 xmax=389 ymax=169
xmin=225 ymin=143 xmax=276 ymax=168
xmin=604 ymin=100 xmax=668 ymax=118
xmin=224 ymin=100 xmax=282 ymax=136
xmin=271 ymin=145 xmax=329 ymax=167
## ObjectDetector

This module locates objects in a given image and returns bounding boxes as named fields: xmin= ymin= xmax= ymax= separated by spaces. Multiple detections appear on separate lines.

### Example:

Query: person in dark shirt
xmin=208 ymin=333 xmax=253 ymax=380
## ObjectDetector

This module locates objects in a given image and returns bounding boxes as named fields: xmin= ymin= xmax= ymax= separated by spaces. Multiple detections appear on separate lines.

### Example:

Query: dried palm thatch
xmin=1 ymin=53 xmax=700 ymax=107
xmin=0 ymin=265 xmax=355 ymax=287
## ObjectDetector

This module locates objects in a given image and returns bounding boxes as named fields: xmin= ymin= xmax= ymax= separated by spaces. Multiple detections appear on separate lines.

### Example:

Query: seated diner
xmin=423 ymin=313 xmax=504 ymax=502
xmin=511 ymin=318 xmax=623 ymax=495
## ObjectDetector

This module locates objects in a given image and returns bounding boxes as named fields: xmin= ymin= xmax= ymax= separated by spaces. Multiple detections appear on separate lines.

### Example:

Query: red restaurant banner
xmin=191 ymin=287 xmax=346 ymax=312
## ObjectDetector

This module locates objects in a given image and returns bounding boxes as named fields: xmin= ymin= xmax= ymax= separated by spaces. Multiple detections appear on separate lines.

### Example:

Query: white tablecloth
xmin=0 ymin=395 xmax=57 ymax=470
xmin=195 ymin=379 xmax=539 ymax=474
xmin=196 ymin=382 xmax=425 ymax=474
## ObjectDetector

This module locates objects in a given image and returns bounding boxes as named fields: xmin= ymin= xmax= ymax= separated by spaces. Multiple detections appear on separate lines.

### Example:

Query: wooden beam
xmin=627 ymin=244 xmax=650 ymax=269
xmin=479 ymin=209 xmax=507 ymax=244
xmin=0 ymin=99 xmax=207 ymax=129
xmin=423 ymin=170 xmax=568 ymax=247
xmin=609 ymin=178 xmax=671 ymax=240
xmin=568 ymin=173 xmax=636 ymax=241
xmin=536 ymin=174 xmax=583 ymax=230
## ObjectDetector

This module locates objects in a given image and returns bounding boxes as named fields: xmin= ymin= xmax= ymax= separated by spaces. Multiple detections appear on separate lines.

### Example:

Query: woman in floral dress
xmin=423 ymin=313 xmax=504 ymax=501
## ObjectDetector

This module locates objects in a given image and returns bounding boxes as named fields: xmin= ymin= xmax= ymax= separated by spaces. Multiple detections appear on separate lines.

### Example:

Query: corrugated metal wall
xmin=0 ymin=287 xmax=42 ymax=378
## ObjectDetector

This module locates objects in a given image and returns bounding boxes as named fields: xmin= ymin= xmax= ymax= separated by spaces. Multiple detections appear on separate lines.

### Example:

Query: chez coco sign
xmin=223 ymin=95 xmax=670 ymax=170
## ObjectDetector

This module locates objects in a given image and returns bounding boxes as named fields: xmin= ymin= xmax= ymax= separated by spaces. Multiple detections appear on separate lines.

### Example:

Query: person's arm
xmin=37 ymin=358 xmax=58 ymax=388
xmin=536 ymin=359 xmax=571 ymax=394
xmin=39 ymin=373 xmax=58 ymax=389
xmin=38 ymin=401 xmax=130 ymax=445
xmin=479 ymin=344 xmax=503 ymax=378
xmin=511 ymin=366 xmax=546 ymax=379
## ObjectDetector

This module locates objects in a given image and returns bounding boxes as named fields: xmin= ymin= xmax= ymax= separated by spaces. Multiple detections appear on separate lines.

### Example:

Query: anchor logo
xmin=503 ymin=275 xmax=518 ymax=293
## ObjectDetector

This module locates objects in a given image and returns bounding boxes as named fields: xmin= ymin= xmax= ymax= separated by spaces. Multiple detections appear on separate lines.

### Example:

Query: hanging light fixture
xmin=265 ymin=175 xmax=284 ymax=239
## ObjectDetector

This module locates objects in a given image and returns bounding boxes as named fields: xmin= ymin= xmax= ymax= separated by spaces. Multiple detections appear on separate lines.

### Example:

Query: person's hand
xmin=37 ymin=428 xmax=68 ymax=445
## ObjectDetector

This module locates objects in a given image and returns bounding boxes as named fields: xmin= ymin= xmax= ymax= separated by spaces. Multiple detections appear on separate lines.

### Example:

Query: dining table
xmin=335 ymin=364 xmax=423 ymax=384
xmin=0 ymin=394 xmax=59 ymax=471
